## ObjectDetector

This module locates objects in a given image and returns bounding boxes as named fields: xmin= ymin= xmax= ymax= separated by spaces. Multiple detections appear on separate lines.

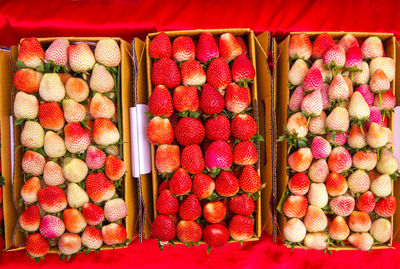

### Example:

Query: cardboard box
xmin=3 ymin=37 xmax=138 ymax=252
xmin=276 ymin=32 xmax=397 ymax=250
xmin=137 ymin=29 xmax=275 ymax=243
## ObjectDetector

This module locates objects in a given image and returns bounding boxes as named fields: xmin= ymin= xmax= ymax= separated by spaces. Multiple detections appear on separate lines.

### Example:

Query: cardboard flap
xmin=255 ymin=32 xmax=274 ymax=236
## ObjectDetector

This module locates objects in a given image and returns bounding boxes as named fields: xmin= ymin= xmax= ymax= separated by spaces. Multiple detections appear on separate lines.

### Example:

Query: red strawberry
xmin=38 ymin=186 xmax=67 ymax=213
xmin=283 ymin=195 xmax=308 ymax=218
xmin=86 ymin=146 xmax=106 ymax=170
xmin=325 ymin=173 xmax=348 ymax=197
xmin=203 ymin=224 xmax=230 ymax=248
xmin=173 ymin=86 xmax=199 ymax=113
xmin=19 ymin=204 xmax=41 ymax=232
xmin=102 ymin=223 xmax=127 ymax=246
xmin=197 ymin=32 xmax=219 ymax=63
xmin=303 ymin=67 xmax=323 ymax=92
xmin=356 ymin=84 xmax=374 ymax=106
xmin=14 ymin=68 xmax=43 ymax=93
xmin=200 ymin=83 xmax=225 ymax=114
xmin=149 ymin=85 xmax=174 ymax=117
xmin=169 ymin=168 xmax=192 ymax=196
xmin=323 ymin=44 xmax=346 ymax=69
xmin=374 ymin=89 xmax=396 ymax=111
xmin=231 ymin=55 xmax=255 ymax=84
xmin=288 ymin=173 xmax=310 ymax=196
xmin=289 ymin=33 xmax=312 ymax=60
xmin=375 ymin=196 xmax=396 ymax=217
xmin=233 ymin=141 xmax=258 ymax=166
xmin=203 ymin=201 xmax=226 ymax=223
xmin=236 ymin=37 xmax=248 ymax=54
xmin=345 ymin=46 xmax=362 ymax=69
xmin=179 ymin=194 xmax=201 ymax=221
xmin=105 ymin=155 xmax=126 ymax=181
xmin=18 ymin=37 xmax=44 ymax=68
xmin=68 ymin=42 xmax=96 ymax=72
xmin=63 ymin=208 xmax=87 ymax=234
xmin=45 ymin=38 xmax=69 ymax=67
xmin=312 ymin=33 xmax=335 ymax=59
xmin=328 ymin=146 xmax=352 ymax=174
xmin=146 ymin=117 xmax=174 ymax=145
xmin=192 ymin=174 xmax=215 ymax=199
xmin=152 ymin=57 xmax=181 ymax=89
xmin=181 ymin=144 xmax=205 ymax=174
xmin=155 ymin=145 xmax=180 ymax=173
xmin=225 ymin=83 xmax=251 ymax=113
xmin=38 ymin=102 xmax=65 ymax=131
xmin=339 ymin=33 xmax=359 ymax=52
xmin=26 ymin=233 xmax=49 ymax=258
xmin=206 ymin=57 xmax=232 ymax=90
xmin=181 ymin=60 xmax=206 ymax=86
xmin=172 ymin=36 xmax=196 ymax=62
xmin=152 ymin=215 xmax=176 ymax=241
xmin=82 ymin=226 xmax=103 ymax=250
xmin=219 ymin=33 xmax=242 ymax=61
xmin=85 ymin=172 xmax=116 ymax=203
xmin=231 ymin=114 xmax=257 ymax=140
xmin=328 ymin=216 xmax=350 ymax=241
xmin=175 ymin=117 xmax=205 ymax=146
xmin=288 ymin=148 xmax=313 ymax=173
xmin=64 ymin=122 xmax=90 ymax=153
xmin=156 ymin=190 xmax=179 ymax=215
xmin=239 ymin=165 xmax=261 ymax=193
xmin=205 ymin=140 xmax=233 ymax=169
xmin=82 ymin=203 xmax=105 ymax=226
xmin=356 ymin=191 xmax=376 ymax=213
xmin=149 ymin=32 xmax=171 ymax=59
xmin=205 ymin=114 xmax=230 ymax=141
xmin=229 ymin=193 xmax=255 ymax=216
xmin=229 ymin=215 xmax=253 ymax=241
xmin=215 ymin=171 xmax=239 ymax=197
xmin=348 ymin=211 xmax=371 ymax=232
xmin=177 ymin=220 xmax=202 ymax=243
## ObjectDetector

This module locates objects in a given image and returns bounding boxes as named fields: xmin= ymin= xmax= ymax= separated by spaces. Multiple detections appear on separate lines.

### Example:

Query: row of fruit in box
xmin=146 ymin=32 xmax=263 ymax=251
xmin=13 ymin=37 xmax=128 ymax=261
xmin=279 ymin=33 xmax=398 ymax=252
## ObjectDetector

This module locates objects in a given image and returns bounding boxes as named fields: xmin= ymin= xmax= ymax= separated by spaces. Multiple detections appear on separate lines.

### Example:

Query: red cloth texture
xmin=1 ymin=0 xmax=400 ymax=267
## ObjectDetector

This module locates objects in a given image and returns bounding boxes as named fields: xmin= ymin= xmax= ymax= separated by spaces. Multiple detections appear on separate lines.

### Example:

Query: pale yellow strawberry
xmin=90 ymin=63 xmax=115 ymax=93
xmin=376 ymin=148 xmax=399 ymax=175
xmin=326 ymin=107 xmax=349 ymax=132
xmin=67 ymin=183 xmax=89 ymax=208
xmin=39 ymin=73 xmax=66 ymax=102
xmin=14 ymin=92 xmax=39 ymax=120
xmin=308 ymin=111 xmax=326 ymax=135
xmin=286 ymin=112 xmax=308 ymax=138
xmin=361 ymin=36 xmax=384 ymax=59
xmin=370 ymin=218 xmax=392 ymax=243
xmin=304 ymin=232 xmax=328 ymax=250
xmin=304 ymin=205 xmax=327 ymax=232
xmin=63 ymin=158 xmax=88 ymax=183
xmin=43 ymin=131 xmax=66 ymax=158
xmin=348 ymin=92 xmax=370 ymax=121
xmin=20 ymin=121 xmax=44 ymax=149
xmin=283 ymin=218 xmax=306 ymax=243
xmin=65 ymin=77 xmax=90 ymax=102
xmin=348 ymin=233 xmax=374 ymax=251
xmin=288 ymin=59 xmax=308 ymax=86
xmin=43 ymin=161 xmax=65 ymax=186
xmin=366 ymin=123 xmax=389 ymax=148
xmin=90 ymin=93 xmax=116 ymax=119
xmin=62 ymin=99 xmax=87 ymax=123
xmin=348 ymin=170 xmax=370 ymax=193
xmin=352 ymin=61 xmax=370 ymax=85
xmin=371 ymin=174 xmax=392 ymax=197
xmin=308 ymin=183 xmax=328 ymax=208
xmin=95 ymin=39 xmax=121 ymax=67
xmin=369 ymin=57 xmax=395 ymax=82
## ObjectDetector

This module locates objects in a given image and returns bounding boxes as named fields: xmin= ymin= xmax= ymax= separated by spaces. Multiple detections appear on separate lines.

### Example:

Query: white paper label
xmin=130 ymin=107 xmax=140 ymax=178
xmin=136 ymin=104 xmax=152 ymax=175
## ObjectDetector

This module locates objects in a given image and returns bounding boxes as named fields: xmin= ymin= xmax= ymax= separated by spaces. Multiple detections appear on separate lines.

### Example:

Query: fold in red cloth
xmin=1 ymin=0 xmax=400 ymax=267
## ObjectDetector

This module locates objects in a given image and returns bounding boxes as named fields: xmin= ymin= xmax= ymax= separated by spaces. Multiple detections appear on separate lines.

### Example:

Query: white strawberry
xmin=369 ymin=57 xmax=395 ymax=82
xmin=288 ymin=59 xmax=308 ymax=86
xmin=308 ymin=183 xmax=328 ymax=208
xmin=45 ymin=39 xmax=69 ymax=67
xmin=352 ymin=61 xmax=370 ymax=85
xmin=90 ymin=63 xmax=115 ymax=93
xmin=370 ymin=218 xmax=392 ymax=243
xmin=95 ymin=39 xmax=121 ymax=67
xmin=348 ymin=170 xmax=370 ymax=193
xmin=20 ymin=121 xmax=44 ymax=149
xmin=326 ymin=107 xmax=349 ymax=132
xmin=14 ymin=92 xmax=39 ymax=120
xmin=62 ymin=99 xmax=87 ymax=123
xmin=39 ymin=73 xmax=66 ymax=102
xmin=43 ymin=131 xmax=66 ymax=158
xmin=63 ymin=158 xmax=88 ymax=183
xmin=43 ymin=161 xmax=65 ymax=186
xmin=348 ymin=92 xmax=370 ymax=123
xmin=304 ymin=205 xmax=327 ymax=232
xmin=308 ymin=112 xmax=326 ymax=135
xmin=67 ymin=183 xmax=89 ymax=208
xmin=376 ymin=148 xmax=399 ymax=175
xmin=370 ymin=174 xmax=392 ymax=197
xmin=283 ymin=218 xmax=306 ymax=243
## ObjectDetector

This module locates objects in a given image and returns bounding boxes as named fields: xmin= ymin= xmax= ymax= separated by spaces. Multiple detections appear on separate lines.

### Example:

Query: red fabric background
xmin=1 ymin=0 xmax=400 ymax=267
